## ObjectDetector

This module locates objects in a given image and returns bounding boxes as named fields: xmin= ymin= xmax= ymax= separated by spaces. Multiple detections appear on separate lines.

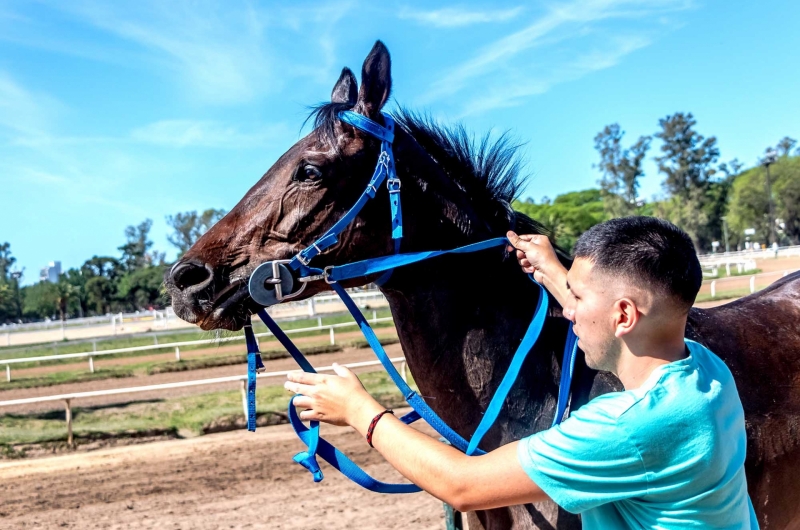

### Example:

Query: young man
xmin=284 ymin=217 xmax=758 ymax=528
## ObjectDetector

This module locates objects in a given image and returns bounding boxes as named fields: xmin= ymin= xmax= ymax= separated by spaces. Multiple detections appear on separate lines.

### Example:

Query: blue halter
xmin=244 ymin=110 xmax=579 ymax=494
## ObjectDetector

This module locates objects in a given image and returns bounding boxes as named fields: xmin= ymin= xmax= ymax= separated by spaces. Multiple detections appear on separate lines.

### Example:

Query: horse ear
xmin=331 ymin=67 xmax=358 ymax=105
xmin=356 ymin=41 xmax=392 ymax=117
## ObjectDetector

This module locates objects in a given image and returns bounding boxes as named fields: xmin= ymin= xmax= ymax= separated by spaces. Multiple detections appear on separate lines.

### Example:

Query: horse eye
xmin=297 ymin=164 xmax=322 ymax=182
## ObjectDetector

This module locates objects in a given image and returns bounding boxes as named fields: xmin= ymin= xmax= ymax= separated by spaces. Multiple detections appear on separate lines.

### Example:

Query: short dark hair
xmin=573 ymin=216 xmax=702 ymax=311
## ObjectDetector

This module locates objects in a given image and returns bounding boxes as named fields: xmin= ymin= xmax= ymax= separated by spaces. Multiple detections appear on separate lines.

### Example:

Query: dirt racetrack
xmin=0 ymin=419 xmax=444 ymax=529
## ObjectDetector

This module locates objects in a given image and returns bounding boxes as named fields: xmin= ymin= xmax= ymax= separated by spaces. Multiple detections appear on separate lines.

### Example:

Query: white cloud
xmin=419 ymin=0 xmax=694 ymax=111
xmin=130 ymin=120 xmax=290 ymax=148
xmin=399 ymin=6 xmax=524 ymax=27
xmin=40 ymin=1 xmax=276 ymax=105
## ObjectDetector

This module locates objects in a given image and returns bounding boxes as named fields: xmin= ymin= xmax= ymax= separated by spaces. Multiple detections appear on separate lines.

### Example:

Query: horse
xmin=164 ymin=41 xmax=800 ymax=529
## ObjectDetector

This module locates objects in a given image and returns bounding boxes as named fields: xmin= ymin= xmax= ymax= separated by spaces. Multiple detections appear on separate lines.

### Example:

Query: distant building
xmin=40 ymin=261 xmax=61 ymax=283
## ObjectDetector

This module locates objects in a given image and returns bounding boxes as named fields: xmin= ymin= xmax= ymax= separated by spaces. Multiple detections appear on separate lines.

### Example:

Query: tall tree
xmin=776 ymin=137 xmax=797 ymax=157
xmin=166 ymin=209 xmax=227 ymax=257
xmin=594 ymin=124 xmax=651 ymax=218
xmin=654 ymin=112 xmax=721 ymax=251
xmin=118 ymin=219 xmax=154 ymax=272
xmin=0 ymin=242 xmax=15 ymax=282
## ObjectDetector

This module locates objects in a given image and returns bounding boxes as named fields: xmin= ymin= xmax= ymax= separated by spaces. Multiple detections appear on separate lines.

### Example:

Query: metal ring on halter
xmin=323 ymin=266 xmax=337 ymax=284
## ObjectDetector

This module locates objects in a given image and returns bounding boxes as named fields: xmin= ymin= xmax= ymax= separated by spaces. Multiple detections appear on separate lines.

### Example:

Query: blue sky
xmin=1 ymin=0 xmax=798 ymax=283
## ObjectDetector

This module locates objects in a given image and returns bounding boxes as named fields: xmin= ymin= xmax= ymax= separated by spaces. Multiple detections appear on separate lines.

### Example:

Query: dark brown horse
xmin=164 ymin=41 xmax=800 ymax=529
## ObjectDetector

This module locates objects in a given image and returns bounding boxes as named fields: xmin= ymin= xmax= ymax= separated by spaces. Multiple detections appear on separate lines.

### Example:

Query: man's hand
xmin=507 ymin=231 xmax=570 ymax=308
xmin=284 ymin=364 xmax=380 ymax=427
xmin=506 ymin=231 xmax=560 ymax=282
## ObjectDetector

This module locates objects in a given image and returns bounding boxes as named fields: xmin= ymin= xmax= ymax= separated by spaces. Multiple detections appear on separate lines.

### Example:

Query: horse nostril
xmin=170 ymin=260 xmax=213 ymax=292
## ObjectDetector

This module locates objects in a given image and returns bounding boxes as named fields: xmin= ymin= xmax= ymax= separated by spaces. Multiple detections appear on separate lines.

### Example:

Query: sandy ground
xmin=0 ymin=419 xmax=444 ymax=529
xmin=0 ymin=343 xmax=405 ymax=415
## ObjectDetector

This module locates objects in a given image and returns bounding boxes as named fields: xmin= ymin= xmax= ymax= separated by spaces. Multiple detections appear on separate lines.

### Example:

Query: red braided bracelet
xmin=366 ymin=409 xmax=394 ymax=448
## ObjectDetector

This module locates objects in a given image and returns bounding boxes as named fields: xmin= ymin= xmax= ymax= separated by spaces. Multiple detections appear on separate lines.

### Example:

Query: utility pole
xmin=761 ymin=149 xmax=779 ymax=246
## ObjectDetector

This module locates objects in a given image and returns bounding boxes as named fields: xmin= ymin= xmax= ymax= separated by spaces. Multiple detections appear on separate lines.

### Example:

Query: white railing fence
xmin=1 ymin=315 xmax=394 ymax=382
xmin=0 ymin=357 xmax=408 ymax=447
xmin=705 ymin=269 xmax=797 ymax=299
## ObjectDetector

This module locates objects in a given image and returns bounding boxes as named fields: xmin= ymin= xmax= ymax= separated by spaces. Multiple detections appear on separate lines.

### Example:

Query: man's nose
xmin=563 ymin=306 xmax=576 ymax=323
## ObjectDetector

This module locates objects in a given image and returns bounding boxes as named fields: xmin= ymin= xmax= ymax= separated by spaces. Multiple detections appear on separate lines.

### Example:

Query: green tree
xmin=166 ymin=209 xmax=227 ymax=257
xmin=119 ymin=219 xmax=155 ymax=272
xmin=776 ymin=137 xmax=797 ymax=157
xmin=81 ymin=256 xmax=121 ymax=314
xmin=654 ymin=112 xmax=722 ymax=251
xmin=117 ymin=266 xmax=167 ymax=310
xmin=727 ymin=155 xmax=800 ymax=246
xmin=22 ymin=281 xmax=59 ymax=320
xmin=514 ymin=189 xmax=607 ymax=253
xmin=594 ymin=124 xmax=650 ymax=218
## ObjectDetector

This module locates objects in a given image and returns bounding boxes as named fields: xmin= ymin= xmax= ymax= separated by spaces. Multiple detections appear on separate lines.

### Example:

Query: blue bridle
xmin=243 ymin=110 xmax=579 ymax=494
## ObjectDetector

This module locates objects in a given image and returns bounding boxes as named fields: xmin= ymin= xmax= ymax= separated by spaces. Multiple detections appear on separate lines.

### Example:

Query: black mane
xmin=307 ymin=103 xmax=548 ymax=236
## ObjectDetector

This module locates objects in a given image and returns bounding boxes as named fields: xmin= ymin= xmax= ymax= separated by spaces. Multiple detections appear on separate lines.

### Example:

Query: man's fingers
xmin=507 ymin=231 xmax=541 ymax=251
xmin=284 ymin=381 xmax=315 ymax=395
xmin=332 ymin=362 xmax=354 ymax=378
xmin=299 ymin=409 xmax=322 ymax=421
xmin=287 ymin=371 xmax=325 ymax=385
xmin=292 ymin=395 xmax=313 ymax=409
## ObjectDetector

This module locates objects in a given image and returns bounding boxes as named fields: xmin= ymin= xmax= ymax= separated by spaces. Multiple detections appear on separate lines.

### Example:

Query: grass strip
xmin=146 ymin=344 xmax=344 ymax=375
xmin=0 ymin=368 xmax=134 ymax=391
xmin=0 ymin=370 xmax=415 ymax=451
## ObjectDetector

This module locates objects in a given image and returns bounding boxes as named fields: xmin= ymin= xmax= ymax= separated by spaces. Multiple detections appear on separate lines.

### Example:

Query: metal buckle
xmin=265 ymin=259 xmax=308 ymax=302
xmin=387 ymin=178 xmax=401 ymax=193
xmin=323 ymin=266 xmax=337 ymax=284
xmin=295 ymin=243 xmax=323 ymax=267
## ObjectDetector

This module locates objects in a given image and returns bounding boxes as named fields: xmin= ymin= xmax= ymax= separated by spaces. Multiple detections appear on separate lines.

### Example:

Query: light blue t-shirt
xmin=517 ymin=339 xmax=758 ymax=529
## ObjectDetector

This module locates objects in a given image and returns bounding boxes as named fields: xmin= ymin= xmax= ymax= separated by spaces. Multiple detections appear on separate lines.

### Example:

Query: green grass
xmin=1 ymin=368 xmax=134 ymax=391
xmin=0 ymin=308 xmax=395 ymax=368
xmin=0 ymin=370 xmax=415 ymax=448
xmin=703 ymin=267 xmax=762 ymax=279
xmin=146 ymin=344 xmax=344 ymax=375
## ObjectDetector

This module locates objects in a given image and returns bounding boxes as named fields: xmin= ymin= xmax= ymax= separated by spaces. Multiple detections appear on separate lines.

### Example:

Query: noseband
xmin=241 ymin=110 xmax=578 ymax=493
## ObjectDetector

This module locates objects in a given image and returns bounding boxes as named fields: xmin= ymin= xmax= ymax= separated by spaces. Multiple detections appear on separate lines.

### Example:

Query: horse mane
xmin=307 ymin=103 xmax=548 ymax=236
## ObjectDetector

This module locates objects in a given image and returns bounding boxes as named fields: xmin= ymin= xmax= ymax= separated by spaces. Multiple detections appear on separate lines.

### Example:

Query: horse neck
xmin=379 ymin=143 xmax=565 ymax=445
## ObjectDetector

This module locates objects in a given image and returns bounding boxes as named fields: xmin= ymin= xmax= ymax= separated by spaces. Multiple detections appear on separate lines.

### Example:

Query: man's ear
xmin=614 ymin=298 xmax=640 ymax=338
xmin=355 ymin=40 xmax=391 ymax=118
xmin=331 ymin=67 xmax=358 ymax=105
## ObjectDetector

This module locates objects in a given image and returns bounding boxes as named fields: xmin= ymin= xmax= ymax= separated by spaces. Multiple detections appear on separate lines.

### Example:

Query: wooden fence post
xmin=5 ymin=364 xmax=10 ymax=382
xmin=330 ymin=327 xmax=335 ymax=345
xmin=88 ymin=356 xmax=94 ymax=373
xmin=750 ymin=276 xmax=756 ymax=294
xmin=710 ymin=281 xmax=716 ymax=299
xmin=175 ymin=347 xmax=181 ymax=361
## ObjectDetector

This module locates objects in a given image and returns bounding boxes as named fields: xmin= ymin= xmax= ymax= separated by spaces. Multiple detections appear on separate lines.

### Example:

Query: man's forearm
xmin=348 ymin=401 xmax=549 ymax=511
xmin=541 ymin=264 xmax=570 ymax=308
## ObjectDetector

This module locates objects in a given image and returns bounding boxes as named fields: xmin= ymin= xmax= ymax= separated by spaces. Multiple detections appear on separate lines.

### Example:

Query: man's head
xmin=565 ymin=217 xmax=701 ymax=372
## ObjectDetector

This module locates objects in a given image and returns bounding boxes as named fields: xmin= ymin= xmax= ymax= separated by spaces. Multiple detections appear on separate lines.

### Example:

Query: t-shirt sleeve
xmin=517 ymin=397 xmax=648 ymax=514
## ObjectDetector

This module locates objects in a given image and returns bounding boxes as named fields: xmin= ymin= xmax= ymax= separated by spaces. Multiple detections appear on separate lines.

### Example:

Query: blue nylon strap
xmin=339 ymin=111 xmax=395 ymax=142
xmin=244 ymin=320 xmax=263 ymax=432
xmin=552 ymin=323 xmax=579 ymax=427
xmin=287 ymin=395 xmax=422 ymax=493
xmin=465 ymin=276 xmax=549 ymax=456
xmin=331 ymin=282 xmax=479 ymax=454
xmin=328 ymin=237 xmax=508 ymax=282
xmin=256 ymin=309 xmax=317 ymax=373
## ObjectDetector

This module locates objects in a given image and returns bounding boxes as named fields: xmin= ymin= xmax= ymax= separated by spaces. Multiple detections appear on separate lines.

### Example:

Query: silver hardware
xmin=323 ymin=266 xmax=337 ymax=284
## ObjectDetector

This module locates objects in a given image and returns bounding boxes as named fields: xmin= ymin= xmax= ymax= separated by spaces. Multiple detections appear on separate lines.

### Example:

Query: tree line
xmin=0 ymin=210 xmax=225 ymax=324
xmin=515 ymin=112 xmax=799 ymax=254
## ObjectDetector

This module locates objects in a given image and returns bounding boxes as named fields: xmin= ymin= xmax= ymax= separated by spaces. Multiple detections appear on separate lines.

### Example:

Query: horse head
xmin=165 ymin=41 xmax=522 ymax=331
